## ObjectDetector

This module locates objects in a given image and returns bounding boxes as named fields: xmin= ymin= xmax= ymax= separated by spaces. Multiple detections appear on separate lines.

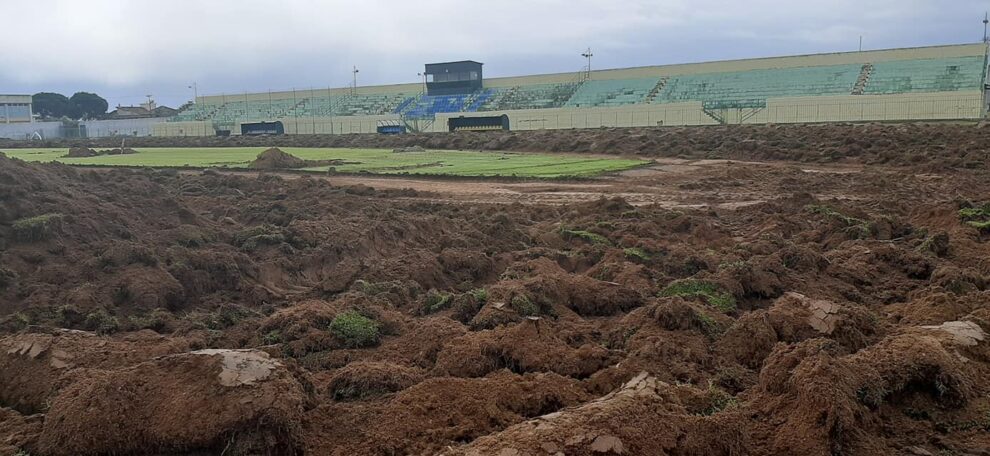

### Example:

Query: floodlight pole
xmin=581 ymin=48 xmax=594 ymax=81
xmin=352 ymin=66 xmax=360 ymax=96
xmin=188 ymin=83 xmax=198 ymax=103
xmin=984 ymin=12 xmax=989 ymax=44
xmin=418 ymin=72 xmax=428 ymax=94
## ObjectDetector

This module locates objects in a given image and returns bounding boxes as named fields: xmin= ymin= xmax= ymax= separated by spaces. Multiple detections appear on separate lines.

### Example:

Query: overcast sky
xmin=2 ymin=0 xmax=988 ymax=108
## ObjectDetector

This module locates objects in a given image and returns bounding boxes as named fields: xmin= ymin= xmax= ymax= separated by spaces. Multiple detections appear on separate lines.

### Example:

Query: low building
xmin=0 ymin=95 xmax=33 ymax=123
xmin=107 ymin=98 xmax=178 ymax=120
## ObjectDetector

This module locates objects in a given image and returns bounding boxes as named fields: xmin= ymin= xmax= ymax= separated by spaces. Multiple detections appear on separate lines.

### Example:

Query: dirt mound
xmin=36 ymin=349 xmax=307 ymax=456
xmin=99 ymin=147 xmax=138 ymax=155
xmin=250 ymin=147 xmax=308 ymax=169
xmin=753 ymin=328 xmax=983 ymax=455
xmin=446 ymin=372 xmax=744 ymax=456
xmin=393 ymin=145 xmax=426 ymax=153
xmin=64 ymin=147 xmax=98 ymax=158
xmin=0 ymin=330 xmax=194 ymax=414
xmin=62 ymin=147 xmax=138 ymax=158
xmin=433 ymin=320 xmax=611 ymax=378
xmin=308 ymin=371 xmax=590 ymax=454
xmin=717 ymin=292 xmax=879 ymax=369
xmin=328 ymin=361 xmax=426 ymax=400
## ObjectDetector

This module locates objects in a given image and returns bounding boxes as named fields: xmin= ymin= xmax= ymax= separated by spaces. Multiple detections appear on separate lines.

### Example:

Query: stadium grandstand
xmin=156 ymin=43 xmax=990 ymax=136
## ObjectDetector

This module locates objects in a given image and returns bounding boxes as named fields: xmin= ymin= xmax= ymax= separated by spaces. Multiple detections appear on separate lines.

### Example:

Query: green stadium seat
xmin=563 ymin=78 xmax=659 ymax=108
xmin=862 ymin=56 xmax=986 ymax=95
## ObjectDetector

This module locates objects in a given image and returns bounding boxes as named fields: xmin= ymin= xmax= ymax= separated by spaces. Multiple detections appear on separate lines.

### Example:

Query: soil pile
xmin=37 ymin=349 xmax=307 ymax=455
xmin=393 ymin=145 xmax=426 ymax=153
xmin=250 ymin=147 xmax=308 ymax=169
xmin=63 ymin=147 xmax=138 ymax=158
xmin=64 ymin=147 xmax=97 ymax=157
xmin=99 ymin=147 xmax=138 ymax=155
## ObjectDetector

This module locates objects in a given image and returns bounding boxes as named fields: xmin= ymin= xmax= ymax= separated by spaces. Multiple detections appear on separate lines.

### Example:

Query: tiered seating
xmin=863 ymin=56 xmax=986 ymax=94
xmin=169 ymin=54 xmax=989 ymax=125
xmin=478 ymin=83 xmax=580 ymax=111
xmin=656 ymin=64 xmax=862 ymax=103
xmin=299 ymin=93 xmax=411 ymax=117
xmin=563 ymin=78 xmax=659 ymax=107
xmin=399 ymin=94 xmax=471 ymax=119
xmin=171 ymin=103 xmax=215 ymax=121
xmin=464 ymin=89 xmax=495 ymax=111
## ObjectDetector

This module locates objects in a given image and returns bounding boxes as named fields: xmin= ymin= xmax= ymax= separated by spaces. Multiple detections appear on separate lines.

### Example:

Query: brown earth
xmin=63 ymin=147 xmax=138 ymax=158
xmin=251 ymin=147 xmax=309 ymax=169
xmin=2 ymin=123 xmax=990 ymax=455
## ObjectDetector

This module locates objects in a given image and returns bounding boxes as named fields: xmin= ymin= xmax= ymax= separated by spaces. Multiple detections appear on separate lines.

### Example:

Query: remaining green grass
xmin=659 ymin=280 xmax=737 ymax=313
xmin=12 ymin=213 xmax=63 ymax=242
xmin=329 ymin=311 xmax=381 ymax=348
xmin=623 ymin=247 xmax=652 ymax=262
xmin=2 ymin=147 xmax=647 ymax=179
xmin=423 ymin=290 xmax=453 ymax=314
xmin=560 ymin=228 xmax=611 ymax=245
xmin=807 ymin=204 xmax=874 ymax=238
xmin=959 ymin=204 xmax=990 ymax=232
xmin=468 ymin=288 xmax=488 ymax=304
xmin=510 ymin=294 xmax=540 ymax=317
xmin=698 ymin=381 xmax=739 ymax=416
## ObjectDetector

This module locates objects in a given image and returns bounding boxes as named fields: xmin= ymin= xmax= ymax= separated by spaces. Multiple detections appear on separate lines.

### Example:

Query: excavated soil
xmin=251 ymin=147 xmax=309 ymax=170
xmin=63 ymin=147 xmax=138 ymax=158
xmin=2 ymin=123 xmax=990 ymax=455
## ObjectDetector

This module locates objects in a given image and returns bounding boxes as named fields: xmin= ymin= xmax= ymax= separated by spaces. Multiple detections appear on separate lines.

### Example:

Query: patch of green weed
xmin=329 ymin=311 xmax=380 ymax=348
xmin=12 ymin=213 xmax=63 ymax=242
xmin=807 ymin=205 xmax=874 ymax=238
xmin=698 ymin=381 xmax=739 ymax=416
xmin=623 ymin=247 xmax=652 ymax=262
xmin=84 ymin=309 xmax=119 ymax=335
xmin=510 ymin=294 xmax=539 ymax=317
xmin=423 ymin=290 xmax=452 ymax=314
xmin=660 ymin=280 xmax=737 ymax=313
xmin=959 ymin=204 xmax=990 ymax=232
xmin=560 ymin=228 xmax=611 ymax=245
xmin=468 ymin=288 xmax=488 ymax=304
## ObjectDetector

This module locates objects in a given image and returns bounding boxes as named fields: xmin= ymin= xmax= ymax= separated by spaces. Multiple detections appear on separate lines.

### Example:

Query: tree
xmin=32 ymin=92 xmax=71 ymax=119
xmin=69 ymin=92 xmax=108 ymax=120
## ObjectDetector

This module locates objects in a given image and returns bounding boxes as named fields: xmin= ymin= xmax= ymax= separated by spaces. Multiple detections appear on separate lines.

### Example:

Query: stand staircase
xmin=852 ymin=63 xmax=874 ymax=95
xmin=646 ymin=77 xmax=670 ymax=103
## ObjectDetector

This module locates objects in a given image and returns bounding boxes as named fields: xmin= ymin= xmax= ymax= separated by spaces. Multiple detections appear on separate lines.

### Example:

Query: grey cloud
xmin=0 ymin=0 xmax=985 ymax=108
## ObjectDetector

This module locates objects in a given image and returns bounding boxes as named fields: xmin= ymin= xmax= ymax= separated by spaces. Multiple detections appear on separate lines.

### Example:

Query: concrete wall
xmin=0 ymin=122 xmax=61 ymax=139
xmin=80 ymin=118 xmax=165 ymax=137
xmin=154 ymin=121 xmax=215 ymax=137
xmin=154 ymin=115 xmax=402 ymax=137
xmin=275 ymin=114 xmax=399 ymax=135
xmin=434 ymin=91 xmax=985 ymax=132
xmin=0 ymin=118 xmax=166 ymax=139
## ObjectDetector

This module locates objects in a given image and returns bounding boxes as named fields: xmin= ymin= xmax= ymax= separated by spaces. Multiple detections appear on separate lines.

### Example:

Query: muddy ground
xmin=2 ymin=123 xmax=990 ymax=455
